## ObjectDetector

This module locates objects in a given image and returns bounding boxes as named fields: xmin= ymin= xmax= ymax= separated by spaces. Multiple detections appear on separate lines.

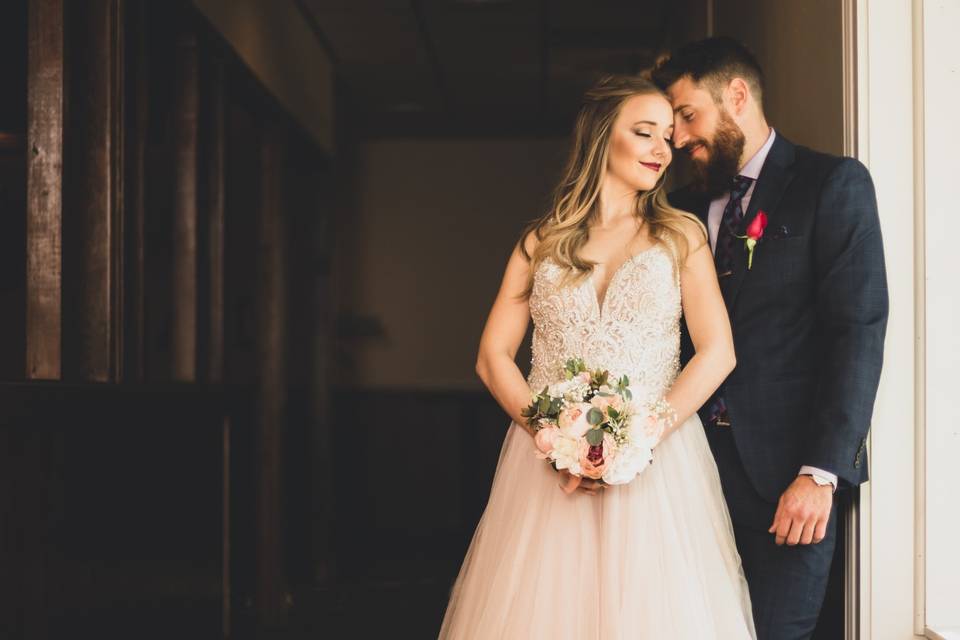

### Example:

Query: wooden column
xmin=61 ymin=0 xmax=123 ymax=382
xmin=198 ymin=41 xmax=225 ymax=385
xmin=198 ymin=36 xmax=228 ymax=633
xmin=255 ymin=121 xmax=289 ymax=624
xmin=170 ymin=14 xmax=199 ymax=381
xmin=26 ymin=0 xmax=64 ymax=381
xmin=122 ymin=0 xmax=148 ymax=382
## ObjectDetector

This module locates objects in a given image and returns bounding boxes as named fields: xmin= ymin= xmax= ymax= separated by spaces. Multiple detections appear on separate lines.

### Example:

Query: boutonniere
xmin=738 ymin=210 xmax=768 ymax=270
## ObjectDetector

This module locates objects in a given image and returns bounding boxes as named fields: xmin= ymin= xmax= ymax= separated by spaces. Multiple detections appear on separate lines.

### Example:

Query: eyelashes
xmin=633 ymin=131 xmax=673 ymax=145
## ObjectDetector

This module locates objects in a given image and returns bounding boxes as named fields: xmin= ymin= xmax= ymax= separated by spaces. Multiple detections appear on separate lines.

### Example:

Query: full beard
xmin=688 ymin=108 xmax=746 ymax=198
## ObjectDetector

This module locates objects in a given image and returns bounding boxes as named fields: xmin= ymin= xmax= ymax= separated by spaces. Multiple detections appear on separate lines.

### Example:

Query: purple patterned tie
xmin=702 ymin=175 xmax=753 ymax=426
xmin=714 ymin=175 xmax=754 ymax=276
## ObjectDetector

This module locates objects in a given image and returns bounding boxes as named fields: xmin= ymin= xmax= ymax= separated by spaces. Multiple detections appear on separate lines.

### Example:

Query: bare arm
xmin=475 ymin=236 xmax=538 ymax=437
xmin=659 ymin=224 xmax=736 ymax=440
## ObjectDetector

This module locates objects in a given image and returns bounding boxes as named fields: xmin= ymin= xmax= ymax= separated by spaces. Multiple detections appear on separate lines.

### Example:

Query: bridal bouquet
xmin=521 ymin=358 xmax=670 ymax=487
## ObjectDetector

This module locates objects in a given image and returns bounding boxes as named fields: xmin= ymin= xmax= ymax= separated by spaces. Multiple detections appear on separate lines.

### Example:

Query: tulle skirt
xmin=438 ymin=415 xmax=756 ymax=639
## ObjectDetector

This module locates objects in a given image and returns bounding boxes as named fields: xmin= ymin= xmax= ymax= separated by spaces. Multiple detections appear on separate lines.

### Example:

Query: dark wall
xmin=2 ymin=1 xmax=333 ymax=636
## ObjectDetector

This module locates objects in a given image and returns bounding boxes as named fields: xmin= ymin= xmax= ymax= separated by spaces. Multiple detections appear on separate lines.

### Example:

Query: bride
xmin=438 ymin=75 xmax=756 ymax=639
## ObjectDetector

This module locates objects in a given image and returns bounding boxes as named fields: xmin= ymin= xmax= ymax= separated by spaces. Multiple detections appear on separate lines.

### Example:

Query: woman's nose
xmin=654 ymin=137 xmax=670 ymax=158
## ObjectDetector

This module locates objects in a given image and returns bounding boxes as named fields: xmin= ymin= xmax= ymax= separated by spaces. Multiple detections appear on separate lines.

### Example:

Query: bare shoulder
xmin=518 ymin=228 xmax=540 ymax=259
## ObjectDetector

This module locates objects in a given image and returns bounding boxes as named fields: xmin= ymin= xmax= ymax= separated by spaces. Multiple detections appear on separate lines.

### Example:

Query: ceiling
xmin=297 ymin=0 xmax=685 ymax=137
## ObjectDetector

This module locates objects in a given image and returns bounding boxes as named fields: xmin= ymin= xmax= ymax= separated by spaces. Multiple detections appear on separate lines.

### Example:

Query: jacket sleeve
xmin=805 ymin=157 xmax=889 ymax=486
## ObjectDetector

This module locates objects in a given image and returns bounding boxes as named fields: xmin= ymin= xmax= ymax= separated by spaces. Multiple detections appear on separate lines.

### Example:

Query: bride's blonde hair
xmin=520 ymin=75 xmax=705 ymax=297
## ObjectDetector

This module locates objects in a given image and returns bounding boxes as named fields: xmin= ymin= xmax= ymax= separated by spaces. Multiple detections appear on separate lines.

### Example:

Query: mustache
xmin=681 ymin=139 xmax=709 ymax=157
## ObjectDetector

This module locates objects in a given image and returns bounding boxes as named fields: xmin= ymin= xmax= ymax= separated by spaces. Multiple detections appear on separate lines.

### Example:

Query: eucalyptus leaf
xmin=587 ymin=408 xmax=603 ymax=425
xmin=538 ymin=396 xmax=551 ymax=414
xmin=586 ymin=428 xmax=604 ymax=446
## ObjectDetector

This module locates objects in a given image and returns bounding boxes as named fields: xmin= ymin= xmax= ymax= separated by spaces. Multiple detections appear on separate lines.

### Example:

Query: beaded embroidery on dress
xmin=439 ymin=242 xmax=756 ymax=639
xmin=528 ymin=243 xmax=681 ymax=408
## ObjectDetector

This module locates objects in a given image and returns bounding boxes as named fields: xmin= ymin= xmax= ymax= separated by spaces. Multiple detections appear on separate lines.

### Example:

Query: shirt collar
xmin=739 ymin=128 xmax=776 ymax=180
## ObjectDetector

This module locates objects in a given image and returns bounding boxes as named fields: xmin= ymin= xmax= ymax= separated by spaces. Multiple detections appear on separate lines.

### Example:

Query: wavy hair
xmin=519 ymin=75 xmax=704 ymax=297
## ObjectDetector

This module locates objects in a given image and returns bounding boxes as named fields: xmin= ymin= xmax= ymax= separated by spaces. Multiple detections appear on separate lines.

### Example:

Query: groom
xmin=652 ymin=38 xmax=888 ymax=639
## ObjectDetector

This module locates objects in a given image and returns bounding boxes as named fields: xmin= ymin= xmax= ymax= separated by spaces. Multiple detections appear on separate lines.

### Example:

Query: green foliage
xmin=586 ymin=428 xmax=605 ymax=446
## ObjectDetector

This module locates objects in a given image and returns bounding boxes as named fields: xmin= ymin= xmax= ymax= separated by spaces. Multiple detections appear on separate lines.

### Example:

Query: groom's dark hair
xmin=650 ymin=37 xmax=765 ymax=107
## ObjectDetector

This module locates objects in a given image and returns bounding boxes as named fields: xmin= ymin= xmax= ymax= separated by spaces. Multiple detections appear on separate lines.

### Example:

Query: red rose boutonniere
xmin=738 ymin=211 xmax=768 ymax=270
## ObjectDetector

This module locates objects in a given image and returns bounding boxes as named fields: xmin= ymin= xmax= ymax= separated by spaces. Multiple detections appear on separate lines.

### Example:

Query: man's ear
xmin=726 ymin=78 xmax=751 ymax=115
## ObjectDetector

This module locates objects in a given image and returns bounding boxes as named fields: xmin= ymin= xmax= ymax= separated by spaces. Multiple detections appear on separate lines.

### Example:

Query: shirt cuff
xmin=799 ymin=466 xmax=838 ymax=492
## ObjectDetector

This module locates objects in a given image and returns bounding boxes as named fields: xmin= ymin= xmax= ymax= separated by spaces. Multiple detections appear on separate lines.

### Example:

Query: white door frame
xmin=853 ymin=0 xmax=923 ymax=638
xmin=841 ymin=4 xmax=860 ymax=638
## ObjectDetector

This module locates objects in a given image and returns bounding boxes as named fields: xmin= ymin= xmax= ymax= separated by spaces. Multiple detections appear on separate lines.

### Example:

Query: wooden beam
xmin=123 ymin=0 xmax=148 ymax=382
xmin=170 ymin=14 xmax=200 ymax=381
xmin=61 ymin=0 xmax=123 ymax=382
xmin=255 ymin=121 xmax=288 ymax=624
xmin=26 ymin=0 xmax=64 ymax=381
xmin=198 ymin=39 xmax=225 ymax=384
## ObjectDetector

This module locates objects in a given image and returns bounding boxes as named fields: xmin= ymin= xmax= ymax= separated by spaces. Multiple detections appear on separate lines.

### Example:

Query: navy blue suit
xmin=670 ymin=134 xmax=888 ymax=639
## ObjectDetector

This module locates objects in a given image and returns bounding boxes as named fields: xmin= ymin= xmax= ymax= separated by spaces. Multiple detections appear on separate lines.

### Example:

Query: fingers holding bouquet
xmin=522 ymin=357 xmax=676 ymax=495
xmin=556 ymin=469 xmax=604 ymax=495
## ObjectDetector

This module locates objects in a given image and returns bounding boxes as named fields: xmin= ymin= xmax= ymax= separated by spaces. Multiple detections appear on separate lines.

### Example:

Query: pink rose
xmin=558 ymin=403 xmax=593 ymax=438
xmin=577 ymin=371 xmax=592 ymax=384
xmin=590 ymin=393 xmax=623 ymax=413
xmin=590 ymin=395 xmax=611 ymax=411
xmin=534 ymin=425 xmax=560 ymax=454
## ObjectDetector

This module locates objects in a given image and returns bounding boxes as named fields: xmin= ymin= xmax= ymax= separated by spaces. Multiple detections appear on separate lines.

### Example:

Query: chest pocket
xmin=745 ymin=235 xmax=810 ymax=286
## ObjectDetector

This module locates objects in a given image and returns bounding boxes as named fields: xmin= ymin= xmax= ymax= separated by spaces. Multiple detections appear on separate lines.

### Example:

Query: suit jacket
xmin=670 ymin=134 xmax=889 ymax=502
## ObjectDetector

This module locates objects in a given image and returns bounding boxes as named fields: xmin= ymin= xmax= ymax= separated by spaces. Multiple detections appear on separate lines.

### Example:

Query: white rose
xmin=550 ymin=435 xmax=582 ymax=476
xmin=601 ymin=443 xmax=653 ymax=485
xmin=547 ymin=379 xmax=576 ymax=400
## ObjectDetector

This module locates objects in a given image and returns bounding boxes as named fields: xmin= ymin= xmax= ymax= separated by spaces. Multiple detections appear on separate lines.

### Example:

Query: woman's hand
xmin=557 ymin=469 xmax=606 ymax=496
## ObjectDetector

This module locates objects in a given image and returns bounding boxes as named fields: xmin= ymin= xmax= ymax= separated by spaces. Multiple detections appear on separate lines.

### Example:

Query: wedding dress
xmin=438 ymin=242 xmax=756 ymax=639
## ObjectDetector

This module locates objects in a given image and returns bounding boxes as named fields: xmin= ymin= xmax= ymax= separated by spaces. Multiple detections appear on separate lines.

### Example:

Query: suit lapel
xmin=720 ymin=135 xmax=797 ymax=310
xmin=690 ymin=193 xmax=710 ymax=225
xmin=670 ymin=187 xmax=710 ymax=225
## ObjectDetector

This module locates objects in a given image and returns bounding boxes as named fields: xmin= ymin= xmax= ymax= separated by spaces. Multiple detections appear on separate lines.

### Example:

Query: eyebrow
xmin=633 ymin=120 xmax=673 ymax=131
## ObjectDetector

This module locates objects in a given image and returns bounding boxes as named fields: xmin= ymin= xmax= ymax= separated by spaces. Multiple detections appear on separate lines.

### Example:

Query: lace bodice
xmin=527 ymin=243 xmax=682 ymax=406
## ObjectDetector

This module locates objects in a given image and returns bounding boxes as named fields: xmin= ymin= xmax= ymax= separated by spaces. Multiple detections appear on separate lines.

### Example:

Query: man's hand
xmin=768 ymin=475 xmax=833 ymax=546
